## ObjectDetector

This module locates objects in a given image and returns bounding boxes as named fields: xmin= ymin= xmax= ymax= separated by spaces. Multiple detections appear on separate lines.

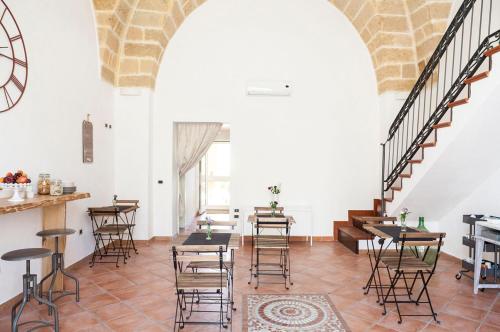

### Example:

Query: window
xmin=199 ymin=141 xmax=230 ymax=209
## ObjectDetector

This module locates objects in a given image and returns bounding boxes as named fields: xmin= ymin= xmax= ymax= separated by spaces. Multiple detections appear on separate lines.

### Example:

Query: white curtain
xmin=175 ymin=122 xmax=222 ymax=228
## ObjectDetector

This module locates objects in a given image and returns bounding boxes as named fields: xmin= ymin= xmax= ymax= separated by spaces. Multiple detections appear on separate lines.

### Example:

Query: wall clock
xmin=0 ymin=0 xmax=27 ymax=114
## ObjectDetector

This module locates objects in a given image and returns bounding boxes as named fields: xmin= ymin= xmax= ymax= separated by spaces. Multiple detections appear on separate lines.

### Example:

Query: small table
xmin=474 ymin=221 xmax=500 ymax=294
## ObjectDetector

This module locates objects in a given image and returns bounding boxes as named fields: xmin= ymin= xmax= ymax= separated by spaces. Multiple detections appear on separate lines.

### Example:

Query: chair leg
xmin=33 ymin=284 xmax=59 ymax=332
xmin=255 ymin=248 xmax=259 ymax=289
xmin=419 ymin=270 xmax=439 ymax=323
xmin=287 ymin=248 xmax=293 ymax=286
xmin=47 ymin=268 xmax=57 ymax=316
xmin=11 ymin=297 xmax=27 ymax=332
xmin=60 ymin=255 xmax=80 ymax=302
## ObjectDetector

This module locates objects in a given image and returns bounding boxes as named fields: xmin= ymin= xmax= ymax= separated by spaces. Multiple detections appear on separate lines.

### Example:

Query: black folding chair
xmin=251 ymin=217 xmax=292 ymax=289
xmin=381 ymin=232 xmax=446 ymax=324
xmin=88 ymin=207 xmax=128 ymax=268
xmin=115 ymin=200 xmax=139 ymax=256
xmin=172 ymin=245 xmax=230 ymax=331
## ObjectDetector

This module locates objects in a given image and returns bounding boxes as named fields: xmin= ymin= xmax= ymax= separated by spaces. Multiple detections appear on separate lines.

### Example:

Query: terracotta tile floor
xmin=0 ymin=241 xmax=498 ymax=331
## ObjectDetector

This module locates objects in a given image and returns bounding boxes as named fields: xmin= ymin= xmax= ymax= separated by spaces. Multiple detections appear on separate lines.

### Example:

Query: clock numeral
xmin=3 ymin=87 xmax=12 ymax=107
xmin=14 ymin=58 xmax=26 ymax=67
xmin=10 ymin=75 xmax=24 ymax=92
xmin=9 ymin=35 xmax=21 ymax=42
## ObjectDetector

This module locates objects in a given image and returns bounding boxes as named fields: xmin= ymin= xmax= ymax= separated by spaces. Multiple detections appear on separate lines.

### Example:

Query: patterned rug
xmin=243 ymin=294 xmax=351 ymax=332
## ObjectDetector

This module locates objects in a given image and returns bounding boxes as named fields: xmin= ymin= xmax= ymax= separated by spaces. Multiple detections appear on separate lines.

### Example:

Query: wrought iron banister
xmin=381 ymin=0 xmax=500 ymax=214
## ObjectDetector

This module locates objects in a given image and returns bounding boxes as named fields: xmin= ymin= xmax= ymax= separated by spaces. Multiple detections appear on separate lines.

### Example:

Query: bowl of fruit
xmin=0 ymin=170 xmax=32 ymax=202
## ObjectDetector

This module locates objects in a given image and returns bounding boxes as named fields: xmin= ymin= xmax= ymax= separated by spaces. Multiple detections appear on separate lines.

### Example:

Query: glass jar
xmin=37 ymin=173 xmax=51 ymax=195
xmin=50 ymin=179 xmax=63 ymax=196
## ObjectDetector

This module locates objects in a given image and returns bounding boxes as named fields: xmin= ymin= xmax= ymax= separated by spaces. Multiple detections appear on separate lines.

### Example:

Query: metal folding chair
xmin=88 ymin=207 xmax=128 ymax=268
xmin=172 ymin=245 xmax=231 ymax=331
xmin=251 ymin=217 xmax=292 ymax=289
xmin=381 ymin=232 xmax=446 ymax=323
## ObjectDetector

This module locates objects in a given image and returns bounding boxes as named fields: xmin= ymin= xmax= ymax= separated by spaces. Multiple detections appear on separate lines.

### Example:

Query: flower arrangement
xmin=205 ymin=216 xmax=214 ymax=240
xmin=268 ymin=184 xmax=281 ymax=216
xmin=400 ymin=208 xmax=410 ymax=231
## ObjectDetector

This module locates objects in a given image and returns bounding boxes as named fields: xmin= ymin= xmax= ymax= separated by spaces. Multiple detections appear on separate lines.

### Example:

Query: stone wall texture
xmin=92 ymin=0 xmax=453 ymax=93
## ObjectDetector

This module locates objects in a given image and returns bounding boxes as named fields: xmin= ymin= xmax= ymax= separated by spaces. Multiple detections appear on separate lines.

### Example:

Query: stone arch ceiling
xmin=92 ymin=0 xmax=452 ymax=94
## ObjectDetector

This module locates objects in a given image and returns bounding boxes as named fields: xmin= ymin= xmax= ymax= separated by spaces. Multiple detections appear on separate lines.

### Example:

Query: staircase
xmin=381 ymin=0 xmax=500 ymax=214
xmin=335 ymin=0 xmax=500 ymax=253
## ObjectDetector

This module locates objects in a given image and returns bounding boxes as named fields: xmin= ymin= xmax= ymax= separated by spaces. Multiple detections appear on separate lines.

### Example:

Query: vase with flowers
xmin=400 ymin=208 xmax=410 ymax=231
xmin=267 ymin=184 xmax=281 ymax=216
xmin=205 ymin=216 xmax=214 ymax=240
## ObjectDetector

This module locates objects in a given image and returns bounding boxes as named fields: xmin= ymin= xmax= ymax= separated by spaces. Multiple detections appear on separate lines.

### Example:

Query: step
xmin=399 ymin=173 xmax=411 ymax=178
xmin=419 ymin=142 xmax=436 ymax=148
xmin=484 ymin=45 xmax=500 ymax=57
xmin=391 ymin=186 xmax=402 ymax=191
xmin=408 ymin=159 xmax=423 ymax=164
xmin=384 ymin=197 xmax=393 ymax=203
xmin=448 ymin=98 xmax=469 ymax=108
xmin=464 ymin=71 xmax=490 ymax=84
xmin=432 ymin=121 xmax=452 ymax=129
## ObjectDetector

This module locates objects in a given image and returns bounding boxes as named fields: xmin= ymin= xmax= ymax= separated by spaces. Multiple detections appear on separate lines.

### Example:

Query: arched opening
xmin=151 ymin=0 xmax=381 ymax=235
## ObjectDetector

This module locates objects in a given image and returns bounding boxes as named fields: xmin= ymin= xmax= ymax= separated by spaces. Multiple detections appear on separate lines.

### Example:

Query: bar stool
xmin=1 ymin=248 xmax=59 ymax=332
xmin=37 ymin=228 xmax=79 ymax=312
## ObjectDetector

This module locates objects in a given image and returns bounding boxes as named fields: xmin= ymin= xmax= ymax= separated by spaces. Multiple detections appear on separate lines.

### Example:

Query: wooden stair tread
xmin=408 ymin=159 xmax=422 ymax=164
xmin=419 ymin=142 xmax=436 ymax=148
xmin=448 ymin=98 xmax=469 ymax=108
xmin=432 ymin=121 xmax=451 ymax=129
xmin=399 ymin=173 xmax=411 ymax=178
xmin=484 ymin=45 xmax=500 ymax=57
xmin=464 ymin=71 xmax=490 ymax=84
xmin=338 ymin=226 xmax=372 ymax=240
xmin=391 ymin=187 xmax=402 ymax=191
xmin=384 ymin=197 xmax=393 ymax=202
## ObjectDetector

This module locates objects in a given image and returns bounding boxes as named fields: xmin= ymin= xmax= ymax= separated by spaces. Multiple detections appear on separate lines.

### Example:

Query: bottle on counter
xmin=37 ymin=173 xmax=51 ymax=195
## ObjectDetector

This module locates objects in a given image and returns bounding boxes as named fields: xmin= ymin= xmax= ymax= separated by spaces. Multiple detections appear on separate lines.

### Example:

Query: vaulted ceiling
xmin=92 ymin=0 xmax=452 ymax=93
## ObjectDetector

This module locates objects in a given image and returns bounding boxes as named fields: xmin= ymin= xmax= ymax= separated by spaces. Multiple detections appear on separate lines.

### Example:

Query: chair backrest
xmin=115 ymin=199 xmax=139 ymax=206
xmin=87 ymin=207 xmax=120 ymax=232
xmin=196 ymin=218 xmax=237 ymax=230
xmin=255 ymin=217 xmax=290 ymax=249
xmin=254 ymin=206 xmax=285 ymax=215
xmin=171 ymin=245 xmax=224 ymax=283
xmin=399 ymin=232 xmax=446 ymax=272
xmin=88 ymin=207 xmax=120 ymax=216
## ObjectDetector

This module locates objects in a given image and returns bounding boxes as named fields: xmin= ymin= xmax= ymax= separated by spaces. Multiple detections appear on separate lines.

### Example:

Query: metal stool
xmin=1 ymin=248 xmax=59 ymax=332
xmin=36 ymin=228 xmax=79 ymax=313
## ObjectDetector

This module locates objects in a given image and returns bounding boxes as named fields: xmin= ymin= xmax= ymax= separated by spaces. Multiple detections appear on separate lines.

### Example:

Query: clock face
xmin=0 ymin=0 xmax=27 ymax=114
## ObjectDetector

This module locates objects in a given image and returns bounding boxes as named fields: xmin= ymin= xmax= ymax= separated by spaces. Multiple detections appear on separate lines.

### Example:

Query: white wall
xmin=438 ymin=168 xmax=500 ymax=259
xmin=151 ymin=0 xmax=381 ymax=237
xmin=0 ymin=1 xmax=114 ymax=303
xmin=114 ymin=88 xmax=153 ymax=240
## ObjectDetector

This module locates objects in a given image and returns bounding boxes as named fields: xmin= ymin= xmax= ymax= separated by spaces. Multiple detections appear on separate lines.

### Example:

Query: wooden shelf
xmin=0 ymin=192 xmax=90 ymax=215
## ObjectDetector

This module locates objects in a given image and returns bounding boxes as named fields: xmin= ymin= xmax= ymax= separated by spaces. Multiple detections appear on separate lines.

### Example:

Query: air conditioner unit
xmin=246 ymin=80 xmax=292 ymax=96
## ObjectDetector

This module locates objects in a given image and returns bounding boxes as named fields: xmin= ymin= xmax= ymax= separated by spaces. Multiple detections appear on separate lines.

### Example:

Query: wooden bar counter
xmin=0 ymin=192 xmax=90 ymax=290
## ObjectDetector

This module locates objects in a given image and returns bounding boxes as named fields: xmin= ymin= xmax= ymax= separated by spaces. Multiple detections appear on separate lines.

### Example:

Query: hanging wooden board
xmin=82 ymin=120 xmax=93 ymax=163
